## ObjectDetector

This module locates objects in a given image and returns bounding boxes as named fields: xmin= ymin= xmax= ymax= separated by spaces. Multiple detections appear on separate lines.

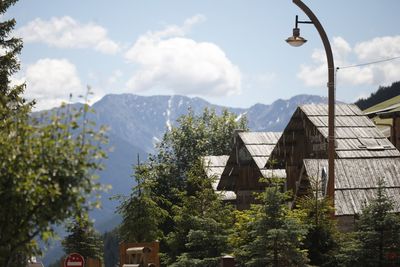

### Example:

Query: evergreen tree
xmin=62 ymin=218 xmax=104 ymax=260
xmin=117 ymin=164 xmax=167 ymax=243
xmin=119 ymin=108 xmax=247 ymax=266
xmin=0 ymin=0 xmax=31 ymax=118
xmin=228 ymin=207 xmax=261 ymax=266
xmin=294 ymin=176 xmax=339 ymax=266
xmin=355 ymin=81 xmax=400 ymax=110
xmin=233 ymin=181 xmax=308 ymax=267
xmin=103 ymin=229 xmax=120 ymax=267
xmin=353 ymin=178 xmax=400 ymax=267
xmin=166 ymin=161 xmax=233 ymax=266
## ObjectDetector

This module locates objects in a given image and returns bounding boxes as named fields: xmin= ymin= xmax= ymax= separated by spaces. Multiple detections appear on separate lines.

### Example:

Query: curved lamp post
xmin=286 ymin=0 xmax=335 ymax=208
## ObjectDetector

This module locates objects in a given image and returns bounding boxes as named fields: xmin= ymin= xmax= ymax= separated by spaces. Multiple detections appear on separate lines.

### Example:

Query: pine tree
xmin=103 ymin=229 xmax=120 ymax=267
xmin=62 ymin=218 xmax=104 ymax=260
xmin=0 ymin=0 xmax=31 ymax=118
xmin=234 ymin=181 xmax=308 ymax=267
xmin=118 ymin=108 xmax=247 ymax=266
xmin=294 ymin=178 xmax=339 ymax=267
xmin=166 ymin=161 xmax=233 ymax=267
xmin=117 ymin=164 xmax=167 ymax=243
xmin=353 ymin=178 xmax=400 ymax=267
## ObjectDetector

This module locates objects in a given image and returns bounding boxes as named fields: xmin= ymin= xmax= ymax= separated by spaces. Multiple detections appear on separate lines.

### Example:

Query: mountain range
xmin=88 ymin=93 xmax=329 ymax=231
xmin=43 ymin=93 xmax=328 ymax=263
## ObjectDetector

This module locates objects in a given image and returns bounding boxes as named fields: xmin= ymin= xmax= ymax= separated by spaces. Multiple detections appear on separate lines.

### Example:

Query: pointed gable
xmin=217 ymin=131 xmax=285 ymax=191
xmin=270 ymin=104 xmax=400 ymax=163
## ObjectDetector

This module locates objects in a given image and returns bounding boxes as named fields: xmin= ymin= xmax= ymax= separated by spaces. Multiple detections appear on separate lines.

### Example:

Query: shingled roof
xmin=202 ymin=155 xmax=236 ymax=200
xmin=302 ymin=158 xmax=400 ymax=216
xmin=271 ymin=104 xmax=400 ymax=160
xmin=218 ymin=131 xmax=286 ymax=191
xmin=236 ymin=132 xmax=282 ymax=168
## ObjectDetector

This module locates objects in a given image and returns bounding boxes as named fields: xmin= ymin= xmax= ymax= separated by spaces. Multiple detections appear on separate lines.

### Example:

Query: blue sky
xmin=7 ymin=0 xmax=400 ymax=110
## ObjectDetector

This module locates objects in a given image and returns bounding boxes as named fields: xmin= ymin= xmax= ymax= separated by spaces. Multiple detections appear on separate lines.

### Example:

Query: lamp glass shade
xmin=286 ymin=36 xmax=307 ymax=47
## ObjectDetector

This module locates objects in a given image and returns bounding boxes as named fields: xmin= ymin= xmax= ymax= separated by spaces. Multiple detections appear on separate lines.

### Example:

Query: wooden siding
xmin=217 ymin=131 xmax=285 ymax=210
xmin=218 ymin=131 xmax=285 ymax=191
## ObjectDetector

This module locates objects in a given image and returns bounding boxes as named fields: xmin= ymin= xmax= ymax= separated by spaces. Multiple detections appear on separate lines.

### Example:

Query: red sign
xmin=64 ymin=253 xmax=85 ymax=267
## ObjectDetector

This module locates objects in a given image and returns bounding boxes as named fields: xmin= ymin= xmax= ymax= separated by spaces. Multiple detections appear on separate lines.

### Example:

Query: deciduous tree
xmin=0 ymin=1 xmax=108 ymax=264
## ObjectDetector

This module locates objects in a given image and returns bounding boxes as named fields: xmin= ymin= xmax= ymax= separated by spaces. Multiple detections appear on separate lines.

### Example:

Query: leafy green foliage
xmin=163 ymin=108 xmax=247 ymax=178
xmin=151 ymin=108 xmax=247 ymax=234
xmin=228 ymin=207 xmax=261 ymax=265
xmin=118 ymin=108 xmax=246 ymax=266
xmin=0 ymin=101 xmax=107 ymax=265
xmin=62 ymin=218 xmax=104 ymax=260
xmin=0 ymin=2 xmax=108 ymax=264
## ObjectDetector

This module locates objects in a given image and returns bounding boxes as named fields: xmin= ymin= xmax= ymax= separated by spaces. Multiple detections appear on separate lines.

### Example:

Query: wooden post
xmin=292 ymin=0 xmax=335 ymax=210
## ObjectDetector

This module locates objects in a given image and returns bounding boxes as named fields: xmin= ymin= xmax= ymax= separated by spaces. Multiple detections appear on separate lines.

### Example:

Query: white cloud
xmin=355 ymin=36 xmax=400 ymax=60
xmin=21 ymin=58 xmax=84 ymax=110
xmin=124 ymin=14 xmax=241 ymax=97
xmin=298 ymin=35 xmax=400 ymax=88
xmin=107 ymin=69 xmax=123 ymax=85
xmin=16 ymin=16 xmax=120 ymax=54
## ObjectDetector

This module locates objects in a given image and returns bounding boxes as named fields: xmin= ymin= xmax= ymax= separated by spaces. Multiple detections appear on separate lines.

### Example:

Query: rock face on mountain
xmin=89 ymin=93 xmax=327 ymax=226
xmin=91 ymin=93 xmax=327 ymax=153
xmin=90 ymin=93 xmax=328 ymax=210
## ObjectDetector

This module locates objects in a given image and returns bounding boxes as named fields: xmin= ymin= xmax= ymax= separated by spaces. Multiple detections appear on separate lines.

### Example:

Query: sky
xmin=6 ymin=0 xmax=400 ymax=110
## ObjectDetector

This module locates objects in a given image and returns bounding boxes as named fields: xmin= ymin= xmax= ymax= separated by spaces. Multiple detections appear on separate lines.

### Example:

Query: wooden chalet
xmin=217 ymin=131 xmax=286 ymax=210
xmin=202 ymin=155 xmax=236 ymax=203
xmin=269 ymin=104 xmax=400 ymax=230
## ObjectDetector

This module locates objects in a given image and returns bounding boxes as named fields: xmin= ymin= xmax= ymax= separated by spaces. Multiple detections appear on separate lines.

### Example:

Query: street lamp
xmin=286 ymin=0 xmax=336 ymax=208
xmin=285 ymin=15 xmax=307 ymax=47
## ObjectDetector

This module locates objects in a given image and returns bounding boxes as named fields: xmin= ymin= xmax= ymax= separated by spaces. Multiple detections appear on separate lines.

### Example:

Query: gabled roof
xmin=237 ymin=132 xmax=282 ymax=169
xmin=218 ymin=131 xmax=285 ymax=191
xmin=270 ymin=104 xmax=400 ymax=160
xmin=302 ymin=158 xmax=400 ymax=216
xmin=363 ymin=94 xmax=400 ymax=117
xmin=365 ymin=103 xmax=400 ymax=117
xmin=362 ymin=95 xmax=400 ymax=137
xmin=202 ymin=155 xmax=229 ymax=180
xmin=202 ymin=155 xmax=236 ymax=200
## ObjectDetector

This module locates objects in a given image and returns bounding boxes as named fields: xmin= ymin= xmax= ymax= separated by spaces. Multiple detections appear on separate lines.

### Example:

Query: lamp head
xmin=286 ymin=27 xmax=307 ymax=47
